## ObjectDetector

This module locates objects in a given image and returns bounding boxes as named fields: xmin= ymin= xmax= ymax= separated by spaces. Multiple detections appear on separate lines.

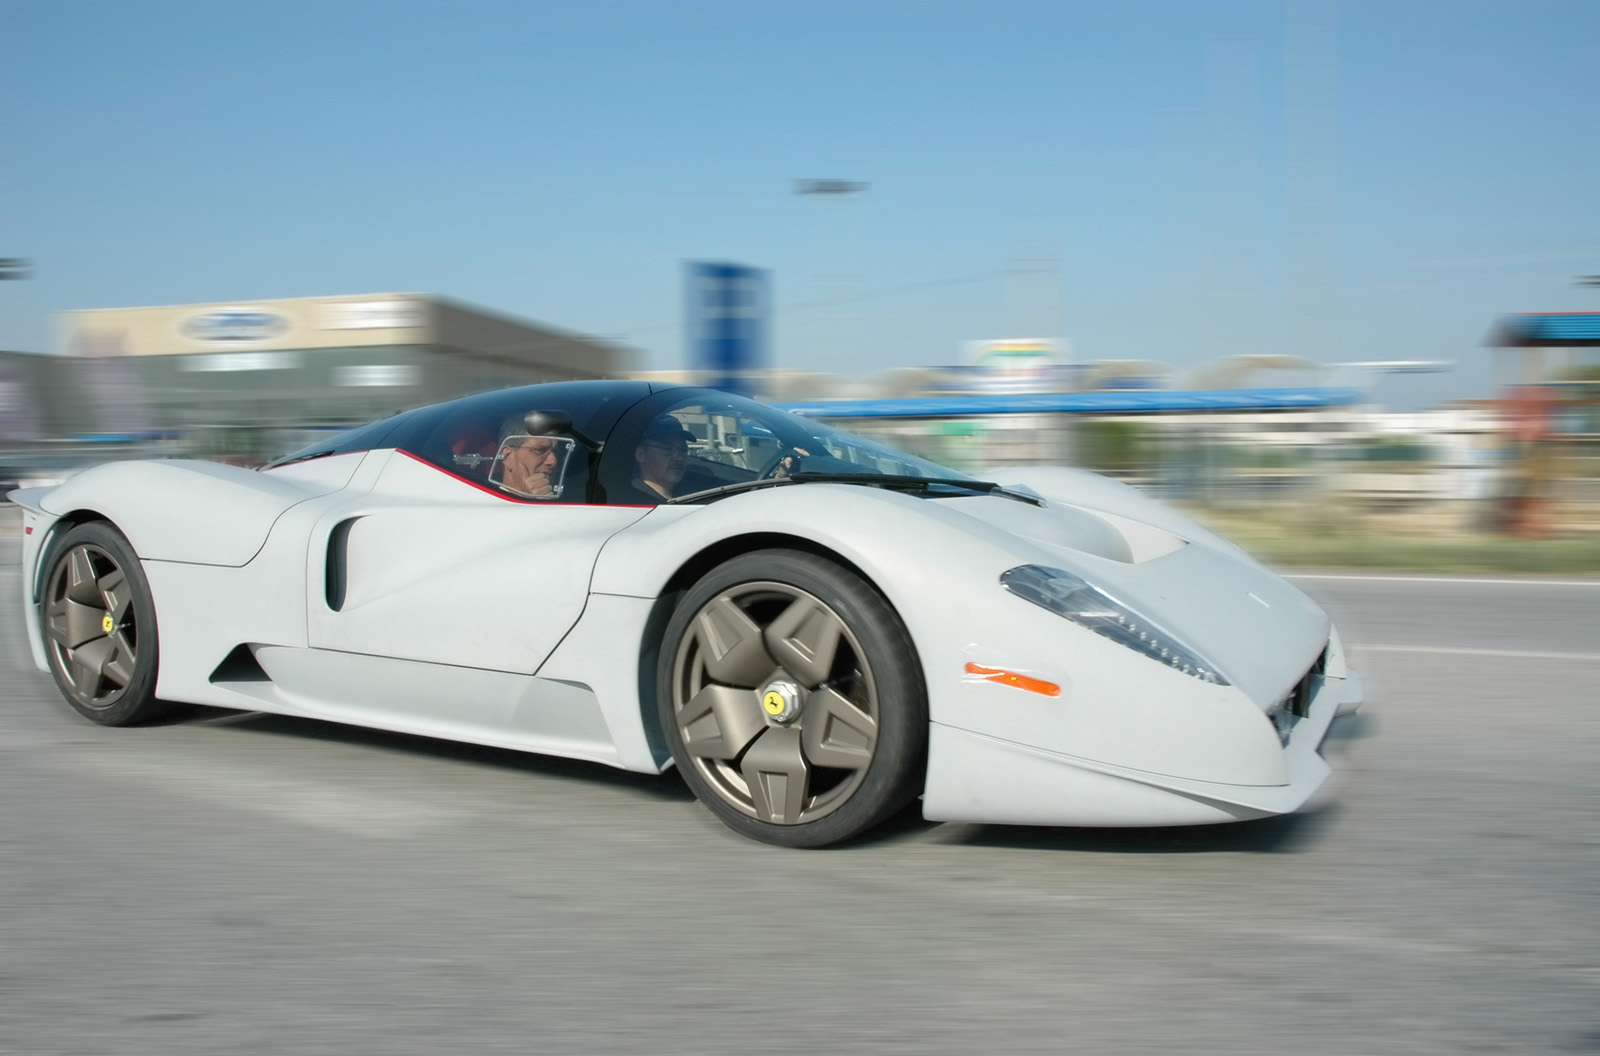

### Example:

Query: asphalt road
xmin=2 ymin=535 xmax=1596 ymax=1055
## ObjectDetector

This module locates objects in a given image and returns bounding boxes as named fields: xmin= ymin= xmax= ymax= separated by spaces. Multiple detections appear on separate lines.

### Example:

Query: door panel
xmin=307 ymin=456 xmax=650 ymax=675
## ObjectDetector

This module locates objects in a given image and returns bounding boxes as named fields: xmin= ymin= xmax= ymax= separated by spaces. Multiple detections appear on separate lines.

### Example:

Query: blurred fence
xmin=838 ymin=410 xmax=1600 ymax=540
xmin=0 ymin=426 xmax=340 ymax=494
xmin=5 ymin=373 xmax=1600 ymax=543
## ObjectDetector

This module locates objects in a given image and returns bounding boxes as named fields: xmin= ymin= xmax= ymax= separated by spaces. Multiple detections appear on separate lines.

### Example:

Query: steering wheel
xmin=757 ymin=446 xmax=807 ymax=480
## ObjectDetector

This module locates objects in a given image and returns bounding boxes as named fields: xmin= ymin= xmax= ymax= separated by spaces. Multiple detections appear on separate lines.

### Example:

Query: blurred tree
xmin=1079 ymin=419 xmax=1150 ymax=472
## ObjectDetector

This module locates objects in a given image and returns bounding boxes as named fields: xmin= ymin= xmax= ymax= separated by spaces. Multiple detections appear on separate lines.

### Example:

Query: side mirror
xmin=523 ymin=409 xmax=602 ymax=452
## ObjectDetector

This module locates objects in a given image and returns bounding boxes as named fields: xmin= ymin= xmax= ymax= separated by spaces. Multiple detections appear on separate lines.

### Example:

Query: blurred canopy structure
xmin=1486 ymin=312 xmax=1600 ymax=348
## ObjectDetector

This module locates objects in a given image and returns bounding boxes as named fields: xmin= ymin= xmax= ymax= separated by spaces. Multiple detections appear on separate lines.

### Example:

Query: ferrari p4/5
xmin=10 ymin=381 xmax=1362 ymax=847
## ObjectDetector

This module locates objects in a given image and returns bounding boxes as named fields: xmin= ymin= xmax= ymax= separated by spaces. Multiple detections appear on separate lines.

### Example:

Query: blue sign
xmin=686 ymin=262 xmax=768 ymax=395
xmin=180 ymin=307 xmax=292 ymax=344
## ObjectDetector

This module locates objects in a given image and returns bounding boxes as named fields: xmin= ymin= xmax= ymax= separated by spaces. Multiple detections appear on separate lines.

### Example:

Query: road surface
xmin=2 ymin=538 xmax=1595 ymax=1054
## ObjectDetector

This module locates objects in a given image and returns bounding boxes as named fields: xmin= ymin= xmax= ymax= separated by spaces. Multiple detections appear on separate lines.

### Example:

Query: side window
xmin=620 ymin=397 xmax=807 ymax=502
xmin=674 ymin=406 xmax=785 ymax=477
xmin=486 ymin=435 xmax=578 ymax=499
xmin=600 ymin=386 xmax=967 ymax=505
xmin=403 ymin=401 xmax=593 ymax=501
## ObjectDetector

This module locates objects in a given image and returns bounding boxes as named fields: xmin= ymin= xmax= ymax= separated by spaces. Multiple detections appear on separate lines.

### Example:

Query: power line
xmin=613 ymin=267 xmax=1008 ymax=340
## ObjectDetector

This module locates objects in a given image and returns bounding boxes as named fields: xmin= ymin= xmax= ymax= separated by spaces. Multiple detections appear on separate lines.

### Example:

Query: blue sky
xmin=3 ymin=0 xmax=1596 ymax=408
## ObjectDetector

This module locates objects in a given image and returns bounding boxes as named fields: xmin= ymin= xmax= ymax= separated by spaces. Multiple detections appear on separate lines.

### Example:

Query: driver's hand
xmin=773 ymin=447 xmax=810 ymax=479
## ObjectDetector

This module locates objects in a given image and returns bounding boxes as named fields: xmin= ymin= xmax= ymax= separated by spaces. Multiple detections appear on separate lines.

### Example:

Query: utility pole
xmin=794 ymin=179 xmax=868 ymax=374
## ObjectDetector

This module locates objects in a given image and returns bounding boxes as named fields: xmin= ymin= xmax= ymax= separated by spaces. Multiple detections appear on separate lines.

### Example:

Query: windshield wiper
xmin=668 ymin=472 xmax=1042 ymax=505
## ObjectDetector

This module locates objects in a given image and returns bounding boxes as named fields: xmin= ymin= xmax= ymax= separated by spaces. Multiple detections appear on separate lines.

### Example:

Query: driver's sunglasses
xmin=644 ymin=439 xmax=689 ymax=454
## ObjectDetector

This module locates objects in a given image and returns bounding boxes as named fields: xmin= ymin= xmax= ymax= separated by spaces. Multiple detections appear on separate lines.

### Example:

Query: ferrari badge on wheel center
xmin=759 ymin=679 xmax=802 ymax=724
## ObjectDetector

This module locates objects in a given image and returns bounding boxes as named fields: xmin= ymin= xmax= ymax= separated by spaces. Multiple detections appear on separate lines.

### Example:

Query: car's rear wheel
xmin=40 ymin=522 xmax=170 ymax=726
xmin=658 ymin=549 xmax=927 ymax=847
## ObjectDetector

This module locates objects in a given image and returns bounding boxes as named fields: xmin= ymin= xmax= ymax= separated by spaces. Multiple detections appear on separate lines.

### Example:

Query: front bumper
xmin=921 ymin=668 xmax=1364 ymax=827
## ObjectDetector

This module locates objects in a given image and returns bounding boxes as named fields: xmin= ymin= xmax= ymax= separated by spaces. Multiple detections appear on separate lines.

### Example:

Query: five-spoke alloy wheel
xmin=41 ymin=522 xmax=168 ymax=725
xmin=659 ymin=550 xmax=926 ymax=847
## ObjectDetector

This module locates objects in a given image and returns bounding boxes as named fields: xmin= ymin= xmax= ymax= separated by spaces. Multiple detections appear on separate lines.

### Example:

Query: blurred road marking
xmin=1359 ymin=644 xmax=1600 ymax=662
xmin=1287 ymin=573 xmax=1600 ymax=587
xmin=56 ymin=750 xmax=461 ymax=838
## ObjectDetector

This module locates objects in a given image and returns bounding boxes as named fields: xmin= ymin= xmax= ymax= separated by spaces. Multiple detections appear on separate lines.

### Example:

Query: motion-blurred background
xmin=3 ymin=9 xmax=1598 ymax=1055
xmin=2 ymin=0 xmax=1596 ymax=567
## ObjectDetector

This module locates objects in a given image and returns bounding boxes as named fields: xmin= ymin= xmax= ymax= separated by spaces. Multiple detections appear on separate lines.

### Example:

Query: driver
xmin=632 ymin=415 xmax=694 ymax=500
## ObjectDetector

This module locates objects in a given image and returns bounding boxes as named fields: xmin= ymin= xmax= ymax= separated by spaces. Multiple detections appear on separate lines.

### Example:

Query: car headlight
xmin=1000 ymin=565 xmax=1230 ymax=685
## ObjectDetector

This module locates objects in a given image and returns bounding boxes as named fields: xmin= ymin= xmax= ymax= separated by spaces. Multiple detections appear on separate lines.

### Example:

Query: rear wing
xmin=6 ymin=487 xmax=51 ymax=515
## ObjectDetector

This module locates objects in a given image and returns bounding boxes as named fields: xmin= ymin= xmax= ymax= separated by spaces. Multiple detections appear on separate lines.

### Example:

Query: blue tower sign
xmin=686 ymin=262 xmax=769 ymax=395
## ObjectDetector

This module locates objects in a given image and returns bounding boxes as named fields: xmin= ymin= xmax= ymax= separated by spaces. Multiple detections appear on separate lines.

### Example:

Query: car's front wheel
xmin=658 ymin=549 xmax=927 ymax=847
xmin=40 ymin=521 xmax=171 ymax=726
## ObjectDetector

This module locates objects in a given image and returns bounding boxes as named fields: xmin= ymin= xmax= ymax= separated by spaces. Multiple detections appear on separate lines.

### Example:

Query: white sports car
xmin=10 ymin=381 xmax=1361 ymax=847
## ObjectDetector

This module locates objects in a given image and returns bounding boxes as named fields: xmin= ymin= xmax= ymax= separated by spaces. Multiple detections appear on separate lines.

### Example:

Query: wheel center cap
xmin=759 ymin=679 xmax=802 ymax=724
xmin=101 ymin=613 xmax=115 ymax=635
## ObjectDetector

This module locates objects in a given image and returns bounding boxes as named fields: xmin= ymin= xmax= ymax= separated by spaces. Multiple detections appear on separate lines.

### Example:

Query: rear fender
xmin=37 ymin=459 xmax=349 ymax=567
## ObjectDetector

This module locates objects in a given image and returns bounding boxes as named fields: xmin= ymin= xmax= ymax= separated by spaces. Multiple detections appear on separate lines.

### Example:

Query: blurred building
xmin=0 ymin=350 xmax=51 ymax=441
xmin=49 ymin=294 xmax=632 ymax=446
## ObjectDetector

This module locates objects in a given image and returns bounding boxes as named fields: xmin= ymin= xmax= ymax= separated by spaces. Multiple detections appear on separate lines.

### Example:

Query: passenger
xmin=632 ymin=415 xmax=694 ymax=501
xmin=493 ymin=414 xmax=564 ymax=498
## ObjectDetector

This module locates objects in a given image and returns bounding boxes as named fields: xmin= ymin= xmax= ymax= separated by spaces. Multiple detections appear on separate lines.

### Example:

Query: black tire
xmin=39 ymin=521 xmax=172 ymax=726
xmin=658 ymin=549 xmax=927 ymax=847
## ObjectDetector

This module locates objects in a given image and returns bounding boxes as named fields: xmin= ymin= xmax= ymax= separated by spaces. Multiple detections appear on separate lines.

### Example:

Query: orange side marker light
xmin=965 ymin=662 xmax=1061 ymax=697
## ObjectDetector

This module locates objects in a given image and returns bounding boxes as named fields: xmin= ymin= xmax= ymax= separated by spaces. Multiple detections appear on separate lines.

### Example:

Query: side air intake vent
xmin=326 ymin=517 xmax=357 ymax=611
xmin=209 ymin=644 xmax=271 ymax=685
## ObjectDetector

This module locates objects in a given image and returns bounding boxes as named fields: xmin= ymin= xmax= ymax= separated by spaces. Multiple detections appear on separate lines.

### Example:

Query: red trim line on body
xmin=394 ymin=448 xmax=656 ymax=508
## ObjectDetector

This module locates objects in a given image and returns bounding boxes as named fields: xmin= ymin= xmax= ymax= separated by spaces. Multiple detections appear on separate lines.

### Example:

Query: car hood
xmin=938 ymin=480 xmax=1329 ymax=709
xmin=603 ymin=468 xmax=1333 ymax=710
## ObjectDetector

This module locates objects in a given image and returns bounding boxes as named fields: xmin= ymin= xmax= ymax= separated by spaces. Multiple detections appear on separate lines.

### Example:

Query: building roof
xmin=1486 ymin=312 xmax=1600 ymax=347
xmin=772 ymin=387 xmax=1364 ymax=420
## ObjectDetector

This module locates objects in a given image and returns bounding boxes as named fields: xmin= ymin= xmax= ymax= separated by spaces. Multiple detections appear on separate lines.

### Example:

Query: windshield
xmin=798 ymin=417 xmax=969 ymax=479
xmin=601 ymin=389 xmax=971 ymax=504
